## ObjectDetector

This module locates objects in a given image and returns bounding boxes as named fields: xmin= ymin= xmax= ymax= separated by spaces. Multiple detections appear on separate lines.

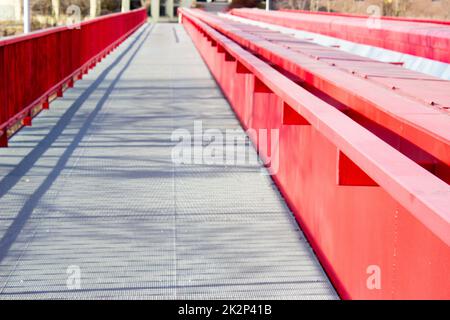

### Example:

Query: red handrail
xmin=0 ymin=8 xmax=147 ymax=146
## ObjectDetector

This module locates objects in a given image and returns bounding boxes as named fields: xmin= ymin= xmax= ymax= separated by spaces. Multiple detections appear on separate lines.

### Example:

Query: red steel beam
xmin=183 ymin=10 xmax=450 ymax=176
xmin=229 ymin=8 xmax=450 ymax=64
xmin=179 ymin=8 xmax=450 ymax=299
xmin=0 ymin=8 xmax=147 ymax=146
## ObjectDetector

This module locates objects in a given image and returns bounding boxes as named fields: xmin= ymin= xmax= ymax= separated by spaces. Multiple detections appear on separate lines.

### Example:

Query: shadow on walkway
xmin=0 ymin=24 xmax=154 ymax=265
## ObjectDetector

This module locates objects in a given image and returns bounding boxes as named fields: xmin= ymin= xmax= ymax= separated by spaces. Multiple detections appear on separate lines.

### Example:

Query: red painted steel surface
xmin=183 ymin=10 xmax=450 ymax=183
xmin=0 ymin=8 xmax=147 ymax=146
xmin=179 ymin=8 xmax=450 ymax=299
xmin=229 ymin=8 xmax=450 ymax=64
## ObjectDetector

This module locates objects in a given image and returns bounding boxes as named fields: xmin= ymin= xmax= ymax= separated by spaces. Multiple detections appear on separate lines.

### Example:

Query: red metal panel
xmin=179 ymin=8 xmax=450 ymax=300
xmin=184 ymin=10 xmax=450 ymax=178
xmin=230 ymin=8 xmax=450 ymax=64
xmin=0 ymin=8 xmax=147 ymax=142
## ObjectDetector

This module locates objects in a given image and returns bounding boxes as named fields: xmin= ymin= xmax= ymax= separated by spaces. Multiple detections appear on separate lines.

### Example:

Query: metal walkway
xmin=0 ymin=23 xmax=337 ymax=299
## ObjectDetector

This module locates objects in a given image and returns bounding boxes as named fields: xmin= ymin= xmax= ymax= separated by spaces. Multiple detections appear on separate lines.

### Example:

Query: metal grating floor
xmin=0 ymin=23 xmax=338 ymax=299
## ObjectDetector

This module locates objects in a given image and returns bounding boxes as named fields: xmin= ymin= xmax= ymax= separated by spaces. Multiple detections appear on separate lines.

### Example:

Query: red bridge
xmin=0 ymin=7 xmax=448 ymax=300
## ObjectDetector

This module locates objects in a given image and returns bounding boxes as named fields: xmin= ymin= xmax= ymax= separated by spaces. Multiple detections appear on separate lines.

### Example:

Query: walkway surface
xmin=0 ymin=23 xmax=337 ymax=299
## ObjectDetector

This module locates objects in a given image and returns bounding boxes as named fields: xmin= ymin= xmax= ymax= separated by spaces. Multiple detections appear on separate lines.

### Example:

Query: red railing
xmin=0 ymin=8 xmax=147 ymax=147
xmin=280 ymin=9 xmax=450 ymax=26
xmin=179 ymin=8 xmax=450 ymax=300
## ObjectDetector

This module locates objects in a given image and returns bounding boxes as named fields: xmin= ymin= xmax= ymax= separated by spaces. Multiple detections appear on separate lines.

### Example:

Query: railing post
xmin=42 ymin=99 xmax=49 ymax=110
xmin=0 ymin=129 xmax=8 ymax=148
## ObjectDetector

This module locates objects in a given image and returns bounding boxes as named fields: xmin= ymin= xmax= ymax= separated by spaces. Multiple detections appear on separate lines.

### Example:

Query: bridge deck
xmin=0 ymin=23 xmax=337 ymax=299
